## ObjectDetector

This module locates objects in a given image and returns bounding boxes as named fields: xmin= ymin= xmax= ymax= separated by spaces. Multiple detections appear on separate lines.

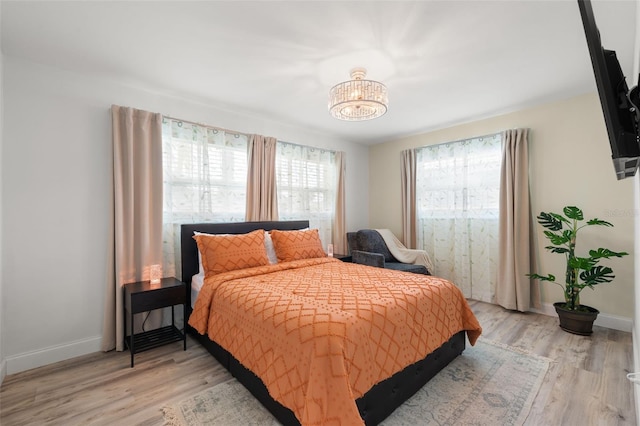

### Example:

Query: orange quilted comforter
xmin=189 ymin=257 xmax=482 ymax=425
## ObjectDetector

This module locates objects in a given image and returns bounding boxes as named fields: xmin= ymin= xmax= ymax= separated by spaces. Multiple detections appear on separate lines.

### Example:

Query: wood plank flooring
xmin=0 ymin=301 xmax=636 ymax=425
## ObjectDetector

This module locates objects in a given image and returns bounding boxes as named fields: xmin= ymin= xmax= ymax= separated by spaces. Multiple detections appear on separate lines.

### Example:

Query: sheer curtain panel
xmin=102 ymin=105 xmax=163 ymax=352
xmin=276 ymin=142 xmax=338 ymax=249
xmin=416 ymin=134 xmax=502 ymax=302
xmin=162 ymin=119 xmax=248 ymax=278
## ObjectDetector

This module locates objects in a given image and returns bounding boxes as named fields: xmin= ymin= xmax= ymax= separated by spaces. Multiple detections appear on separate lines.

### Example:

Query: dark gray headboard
xmin=180 ymin=220 xmax=310 ymax=288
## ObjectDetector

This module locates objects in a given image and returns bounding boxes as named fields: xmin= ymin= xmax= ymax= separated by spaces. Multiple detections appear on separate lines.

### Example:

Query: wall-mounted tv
xmin=578 ymin=0 xmax=640 ymax=180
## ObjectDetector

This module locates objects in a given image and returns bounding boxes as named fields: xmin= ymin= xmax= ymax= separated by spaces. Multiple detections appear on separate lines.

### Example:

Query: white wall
xmin=632 ymin=0 xmax=640 ymax=415
xmin=0 ymin=0 xmax=6 ymax=385
xmin=1 ymin=56 xmax=370 ymax=374
xmin=369 ymin=93 xmax=635 ymax=328
xmin=634 ymin=167 xmax=640 ymax=424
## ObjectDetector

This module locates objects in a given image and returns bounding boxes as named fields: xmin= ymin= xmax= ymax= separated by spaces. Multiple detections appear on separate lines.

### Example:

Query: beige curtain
xmin=332 ymin=152 xmax=347 ymax=254
xmin=400 ymin=149 xmax=417 ymax=248
xmin=497 ymin=128 xmax=538 ymax=311
xmin=246 ymin=135 xmax=278 ymax=221
xmin=102 ymin=105 xmax=163 ymax=352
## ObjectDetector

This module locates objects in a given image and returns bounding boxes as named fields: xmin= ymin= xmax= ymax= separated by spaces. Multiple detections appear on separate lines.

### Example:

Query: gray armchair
xmin=347 ymin=229 xmax=430 ymax=275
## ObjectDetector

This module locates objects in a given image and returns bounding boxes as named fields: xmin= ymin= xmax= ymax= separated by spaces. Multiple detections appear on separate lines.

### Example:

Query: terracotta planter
xmin=553 ymin=302 xmax=599 ymax=336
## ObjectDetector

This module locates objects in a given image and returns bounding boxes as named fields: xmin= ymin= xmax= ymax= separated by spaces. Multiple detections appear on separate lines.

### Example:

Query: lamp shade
xmin=328 ymin=68 xmax=388 ymax=121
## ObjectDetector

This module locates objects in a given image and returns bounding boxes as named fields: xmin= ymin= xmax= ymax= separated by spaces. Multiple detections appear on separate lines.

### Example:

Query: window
xmin=160 ymin=120 xmax=340 ymax=275
xmin=161 ymin=118 xmax=248 ymax=276
xmin=276 ymin=142 xmax=336 ymax=247
xmin=416 ymin=134 xmax=502 ymax=302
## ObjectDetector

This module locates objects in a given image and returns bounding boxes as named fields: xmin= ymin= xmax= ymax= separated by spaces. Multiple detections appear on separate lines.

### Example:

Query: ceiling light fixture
xmin=328 ymin=68 xmax=388 ymax=121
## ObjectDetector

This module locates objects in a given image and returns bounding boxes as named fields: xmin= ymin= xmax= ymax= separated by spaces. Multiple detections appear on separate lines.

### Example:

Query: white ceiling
xmin=1 ymin=0 xmax=637 ymax=145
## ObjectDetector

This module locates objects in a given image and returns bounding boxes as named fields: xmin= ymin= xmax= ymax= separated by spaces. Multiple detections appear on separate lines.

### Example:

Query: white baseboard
xmin=0 ymin=357 xmax=6 ymax=385
xmin=529 ymin=303 xmax=632 ymax=332
xmin=633 ymin=327 xmax=640 ymax=424
xmin=5 ymin=335 xmax=102 ymax=375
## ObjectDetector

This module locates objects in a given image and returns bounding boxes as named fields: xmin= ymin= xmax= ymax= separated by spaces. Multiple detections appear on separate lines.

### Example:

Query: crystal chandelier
xmin=328 ymin=68 xmax=388 ymax=121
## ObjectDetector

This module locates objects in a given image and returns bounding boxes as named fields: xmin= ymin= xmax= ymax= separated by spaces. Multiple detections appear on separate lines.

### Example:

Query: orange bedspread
xmin=189 ymin=257 xmax=482 ymax=425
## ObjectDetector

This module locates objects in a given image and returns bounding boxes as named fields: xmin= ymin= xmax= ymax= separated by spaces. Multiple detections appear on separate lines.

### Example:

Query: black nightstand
xmin=123 ymin=277 xmax=187 ymax=367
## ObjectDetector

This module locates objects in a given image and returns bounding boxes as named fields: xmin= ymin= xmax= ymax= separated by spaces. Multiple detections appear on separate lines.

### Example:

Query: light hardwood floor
xmin=0 ymin=301 xmax=636 ymax=425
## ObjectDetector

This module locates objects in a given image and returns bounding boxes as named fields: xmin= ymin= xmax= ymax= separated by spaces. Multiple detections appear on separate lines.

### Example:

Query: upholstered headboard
xmin=180 ymin=220 xmax=309 ymax=313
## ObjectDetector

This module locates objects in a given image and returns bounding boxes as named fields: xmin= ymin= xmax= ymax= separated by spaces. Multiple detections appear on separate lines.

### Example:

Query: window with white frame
xmin=276 ymin=142 xmax=336 ymax=247
xmin=416 ymin=133 xmax=502 ymax=302
xmin=161 ymin=118 xmax=248 ymax=276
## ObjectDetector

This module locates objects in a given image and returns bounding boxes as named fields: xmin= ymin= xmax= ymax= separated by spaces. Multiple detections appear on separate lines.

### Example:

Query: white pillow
xmin=264 ymin=231 xmax=278 ymax=264
xmin=193 ymin=231 xmax=208 ymax=277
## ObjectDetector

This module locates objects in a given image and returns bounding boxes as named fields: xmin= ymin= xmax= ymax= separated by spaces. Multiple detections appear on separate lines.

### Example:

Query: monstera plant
xmin=528 ymin=206 xmax=628 ymax=335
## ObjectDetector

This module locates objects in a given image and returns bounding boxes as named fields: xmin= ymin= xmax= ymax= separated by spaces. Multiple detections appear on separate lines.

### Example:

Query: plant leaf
xmin=587 ymin=218 xmax=613 ymax=227
xmin=564 ymin=206 xmax=583 ymax=220
xmin=550 ymin=213 xmax=570 ymax=224
xmin=544 ymin=230 xmax=570 ymax=245
xmin=537 ymin=212 xmax=564 ymax=231
xmin=569 ymin=256 xmax=597 ymax=270
xmin=547 ymin=246 xmax=570 ymax=254
xmin=589 ymin=248 xmax=629 ymax=259
xmin=527 ymin=273 xmax=555 ymax=282
xmin=580 ymin=266 xmax=615 ymax=285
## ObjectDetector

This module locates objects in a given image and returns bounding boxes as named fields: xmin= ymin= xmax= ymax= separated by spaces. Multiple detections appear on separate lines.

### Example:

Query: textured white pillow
xmin=264 ymin=231 xmax=278 ymax=264
xmin=193 ymin=231 xmax=209 ymax=277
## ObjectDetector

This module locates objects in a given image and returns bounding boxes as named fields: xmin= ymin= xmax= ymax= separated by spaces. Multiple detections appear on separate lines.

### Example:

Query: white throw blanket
xmin=376 ymin=229 xmax=435 ymax=273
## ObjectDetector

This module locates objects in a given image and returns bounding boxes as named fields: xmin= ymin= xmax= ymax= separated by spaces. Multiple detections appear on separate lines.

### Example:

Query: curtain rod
xmin=162 ymin=114 xmax=251 ymax=138
xmin=163 ymin=115 xmax=339 ymax=154
xmin=408 ymin=130 xmax=506 ymax=151
xmin=278 ymin=140 xmax=337 ymax=153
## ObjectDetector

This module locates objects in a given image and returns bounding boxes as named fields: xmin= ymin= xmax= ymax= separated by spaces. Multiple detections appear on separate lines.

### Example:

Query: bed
xmin=181 ymin=221 xmax=481 ymax=426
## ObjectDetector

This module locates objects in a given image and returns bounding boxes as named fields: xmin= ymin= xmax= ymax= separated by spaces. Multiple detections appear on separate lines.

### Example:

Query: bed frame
xmin=181 ymin=221 xmax=465 ymax=426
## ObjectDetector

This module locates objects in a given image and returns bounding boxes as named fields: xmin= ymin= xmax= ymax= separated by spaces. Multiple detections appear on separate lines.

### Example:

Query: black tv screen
xmin=578 ymin=0 xmax=640 ymax=180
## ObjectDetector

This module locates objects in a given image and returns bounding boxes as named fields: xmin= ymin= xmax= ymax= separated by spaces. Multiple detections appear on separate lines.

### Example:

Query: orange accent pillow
xmin=270 ymin=229 xmax=326 ymax=262
xmin=194 ymin=230 xmax=270 ymax=276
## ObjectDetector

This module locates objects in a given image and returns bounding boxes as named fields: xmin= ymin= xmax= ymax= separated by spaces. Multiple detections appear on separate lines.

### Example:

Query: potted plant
xmin=528 ymin=206 xmax=628 ymax=335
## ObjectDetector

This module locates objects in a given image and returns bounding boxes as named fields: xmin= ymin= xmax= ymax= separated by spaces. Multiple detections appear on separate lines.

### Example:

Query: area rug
xmin=162 ymin=338 xmax=550 ymax=426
